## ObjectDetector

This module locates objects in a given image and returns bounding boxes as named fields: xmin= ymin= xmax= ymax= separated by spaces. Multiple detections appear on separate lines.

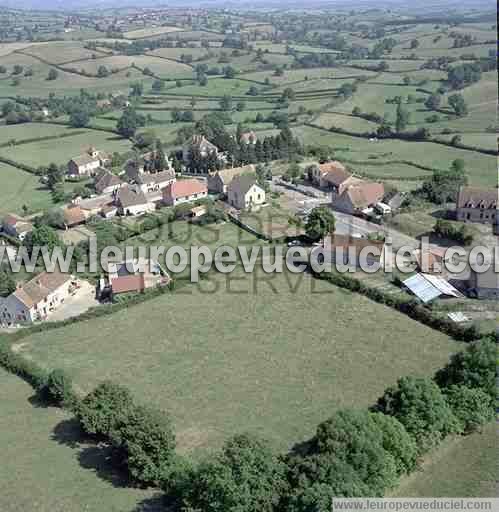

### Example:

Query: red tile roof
xmin=164 ymin=179 xmax=207 ymax=199
xmin=343 ymin=182 xmax=385 ymax=209
xmin=318 ymin=161 xmax=351 ymax=186
xmin=111 ymin=274 xmax=145 ymax=294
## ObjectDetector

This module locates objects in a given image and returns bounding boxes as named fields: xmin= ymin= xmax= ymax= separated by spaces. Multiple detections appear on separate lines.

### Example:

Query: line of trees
xmin=33 ymin=334 xmax=495 ymax=512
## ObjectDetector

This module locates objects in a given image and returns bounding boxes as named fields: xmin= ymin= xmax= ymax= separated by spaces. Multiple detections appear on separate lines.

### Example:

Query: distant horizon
xmin=0 ymin=0 xmax=495 ymax=14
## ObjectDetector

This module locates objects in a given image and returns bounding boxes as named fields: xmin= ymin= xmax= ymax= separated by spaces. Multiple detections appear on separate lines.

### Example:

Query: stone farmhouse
xmin=456 ymin=186 xmax=498 ymax=224
xmin=0 ymin=271 xmax=75 ymax=325
xmin=333 ymin=181 xmax=385 ymax=216
xmin=207 ymin=165 xmax=255 ymax=194
xmin=115 ymin=186 xmax=155 ymax=216
xmin=94 ymin=170 xmax=126 ymax=195
xmin=162 ymin=179 xmax=208 ymax=206
xmin=227 ymin=175 xmax=266 ymax=210
xmin=310 ymin=161 xmax=359 ymax=195
xmin=67 ymin=147 xmax=110 ymax=178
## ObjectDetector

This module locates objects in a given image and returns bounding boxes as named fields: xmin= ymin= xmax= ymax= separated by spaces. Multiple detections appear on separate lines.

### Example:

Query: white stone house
xmin=227 ymin=175 xmax=265 ymax=210
xmin=0 ymin=271 xmax=74 ymax=325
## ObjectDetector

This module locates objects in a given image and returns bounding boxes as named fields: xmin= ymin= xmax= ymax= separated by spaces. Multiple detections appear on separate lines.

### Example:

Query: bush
xmin=371 ymin=412 xmax=418 ymax=475
xmin=77 ymin=381 xmax=135 ymax=437
xmin=183 ymin=433 xmax=287 ymax=512
xmin=435 ymin=338 xmax=497 ymax=399
xmin=0 ymin=341 xmax=48 ymax=390
xmin=110 ymin=404 xmax=176 ymax=485
xmin=315 ymin=409 xmax=398 ymax=495
xmin=46 ymin=368 xmax=74 ymax=406
xmin=375 ymin=376 xmax=460 ymax=453
xmin=284 ymin=453 xmax=371 ymax=511
xmin=444 ymin=385 xmax=494 ymax=434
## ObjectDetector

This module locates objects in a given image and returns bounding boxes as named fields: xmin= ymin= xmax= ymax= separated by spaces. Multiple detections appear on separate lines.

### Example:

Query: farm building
xmin=94 ymin=170 xmax=125 ymax=195
xmin=1 ymin=214 xmax=33 ymax=241
xmin=134 ymin=169 xmax=176 ymax=197
xmin=162 ymin=179 xmax=208 ymax=206
xmin=207 ymin=165 xmax=255 ymax=194
xmin=67 ymin=147 xmax=109 ymax=178
xmin=403 ymin=273 xmax=463 ymax=303
xmin=227 ymin=175 xmax=265 ymax=210
xmin=468 ymin=266 xmax=499 ymax=299
xmin=456 ymin=186 xmax=498 ymax=224
xmin=62 ymin=206 xmax=87 ymax=228
xmin=333 ymin=181 xmax=385 ymax=215
xmin=115 ymin=186 xmax=155 ymax=216
xmin=0 ymin=271 xmax=75 ymax=325
xmin=309 ymin=161 xmax=357 ymax=194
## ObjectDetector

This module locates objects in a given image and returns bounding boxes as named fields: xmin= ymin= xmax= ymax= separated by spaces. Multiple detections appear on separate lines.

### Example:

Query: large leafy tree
xmin=435 ymin=338 xmax=497 ymax=400
xmin=77 ymin=381 xmax=135 ymax=437
xmin=315 ymin=409 xmax=398 ymax=495
xmin=117 ymin=108 xmax=145 ymax=138
xmin=183 ymin=433 xmax=287 ymax=512
xmin=375 ymin=376 xmax=459 ymax=453
xmin=421 ymin=158 xmax=468 ymax=203
xmin=24 ymin=225 xmax=61 ymax=255
xmin=110 ymin=404 xmax=176 ymax=485
xmin=448 ymin=93 xmax=468 ymax=116
xmin=284 ymin=453 xmax=371 ymax=512
xmin=305 ymin=207 xmax=336 ymax=241
xmin=444 ymin=385 xmax=494 ymax=434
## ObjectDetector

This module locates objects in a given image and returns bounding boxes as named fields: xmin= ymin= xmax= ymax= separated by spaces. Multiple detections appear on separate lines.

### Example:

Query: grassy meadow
xmin=393 ymin=423 xmax=497 ymax=497
xmin=0 ymin=368 xmax=158 ymax=512
xmin=18 ymin=260 xmax=462 ymax=457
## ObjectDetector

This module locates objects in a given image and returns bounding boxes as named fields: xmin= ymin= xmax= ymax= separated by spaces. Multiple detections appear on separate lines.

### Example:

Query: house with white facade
xmin=0 ymin=271 xmax=74 ymax=325
xmin=227 ymin=175 xmax=265 ymax=210
xmin=115 ymin=186 xmax=155 ymax=216
xmin=67 ymin=147 xmax=109 ymax=178
xmin=162 ymin=179 xmax=208 ymax=206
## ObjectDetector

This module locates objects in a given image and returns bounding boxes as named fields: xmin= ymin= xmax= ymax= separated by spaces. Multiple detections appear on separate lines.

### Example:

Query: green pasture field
xmin=0 ymin=42 xmax=46 ymax=57
xmin=0 ymin=368 xmax=157 ymax=512
xmin=138 ymin=123 xmax=185 ymax=146
xmin=68 ymin=55 xmax=135 ymax=74
xmin=0 ymin=127 xmax=132 ymax=168
xmin=0 ymin=59 xmax=148 ymax=97
xmin=393 ymin=43 xmax=495 ymax=59
xmin=332 ymin=81 xmax=431 ymax=125
xmin=163 ymin=30 xmax=226 ymax=42
xmin=0 ymin=163 xmax=52 ymax=215
xmin=315 ymin=111 xmax=384 ymax=131
xmin=439 ymin=133 xmax=498 ymax=151
xmin=167 ymin=77 xmax=254 ymax=96
xmin=147 ymin=47 xmax=212 ymax=61
xmin=392 ymin=423 xmax=497 ymax=497
xmin=18 ymin=260 xmax=461 ymax=457
xmin=0 ymin=122 xmax=71 ymax=145
xmin=240 ymin=66 xmax=377 ymax=86
xmin=292 ymin=125 xmax=496 ymax=186
xmin=123 ymin=26 xmax=184 ymax=39
xmin=19 ymin=41 xmax=100 ymax=64
xmin=130 ymin=55 xmax=194 ymax=79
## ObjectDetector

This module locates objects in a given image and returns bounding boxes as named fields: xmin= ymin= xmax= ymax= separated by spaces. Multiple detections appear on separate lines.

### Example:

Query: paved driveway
xmin=48 ymin=279 xmax=99 ymax=322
